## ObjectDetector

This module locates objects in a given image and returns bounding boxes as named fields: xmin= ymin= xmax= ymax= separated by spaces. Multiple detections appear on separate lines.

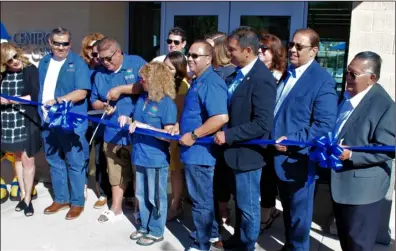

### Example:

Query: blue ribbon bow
xmin=47 ymin=100 xmax=83 ymax=130
xmin=309 ymin=132 xmax=344 ymax=171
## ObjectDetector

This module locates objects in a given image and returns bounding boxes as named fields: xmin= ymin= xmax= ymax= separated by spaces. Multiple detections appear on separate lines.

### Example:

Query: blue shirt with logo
xmin=132 ymin=93 xmax=177 ymax=168
xmin=90 ymin=54 xmax=146 ymax=145
xmin=180 ymin=66 xmax=228 ymax=166
xmin=38 ymin=52 xmax=91 ymax=133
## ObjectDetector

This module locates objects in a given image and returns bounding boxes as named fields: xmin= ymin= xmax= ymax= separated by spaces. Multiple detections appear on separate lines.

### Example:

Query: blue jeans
xmin=185 ymin=164 xmax=216 ymax=251
xmin=233 ymin=168 xmax=262 ymax=251
xmin=135 ymin=165 xmax=168 ymax=237
xmin=42 ymin=125 xmax=88 ymax=207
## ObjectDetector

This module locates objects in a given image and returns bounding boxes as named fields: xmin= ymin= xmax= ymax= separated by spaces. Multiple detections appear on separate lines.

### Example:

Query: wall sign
xmin=12 ymin=31 xmax=52 ymax=65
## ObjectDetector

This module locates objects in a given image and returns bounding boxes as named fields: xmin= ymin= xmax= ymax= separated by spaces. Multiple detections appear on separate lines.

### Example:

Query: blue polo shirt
xmin=90 ymin=54 xmax=146 ymax=145
xmin=180 ymin=66 xmax=228 ymax=166
xmin=38 ymin=52 xmax=91 ymax=133
xmin=132 ymin=93 xmax=177 ymax=168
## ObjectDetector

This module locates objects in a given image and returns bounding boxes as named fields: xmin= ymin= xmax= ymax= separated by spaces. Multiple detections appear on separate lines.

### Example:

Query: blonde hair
xmin=213 ymin=35 xmax=233 ymax=67
xmin=0 ymin=43 xmax=31 ymax=73
xmin=139 ymin=62 xmax=176 ymax=103
xmin=80 ymin=32 xmax=105 ymax=66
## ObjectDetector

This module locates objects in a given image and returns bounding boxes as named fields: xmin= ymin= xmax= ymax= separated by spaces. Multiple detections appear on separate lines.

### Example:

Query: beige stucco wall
xmin=1 ymin=1 xmax=128 ymax=55
xmin=348 ymin=2 xmax=395 ymax=100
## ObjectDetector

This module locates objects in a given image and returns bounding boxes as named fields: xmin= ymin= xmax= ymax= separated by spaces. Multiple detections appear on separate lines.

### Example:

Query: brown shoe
xmin=93 ymin=196 xmax=107 ymax=209
xmin=65 ymin=206 xmax=84 ymax=220
xmin=43 ymin=202 xmax=70 ymax=215
xmin=212 ymin=240 xmax=224 ymax=249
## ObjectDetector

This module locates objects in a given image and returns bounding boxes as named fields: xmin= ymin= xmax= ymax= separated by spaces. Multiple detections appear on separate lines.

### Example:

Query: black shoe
xmin=24 ymin=201 xmax=34 ymax=217
xmin=15 ymin=200 xmax=27 ymax=212
xmin=223 ymin=236 xmax=242 ymax=250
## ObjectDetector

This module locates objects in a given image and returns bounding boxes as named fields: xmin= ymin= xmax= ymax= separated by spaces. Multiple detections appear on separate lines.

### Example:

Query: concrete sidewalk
xmin=1 ymin=157 xmax=394 ymax=251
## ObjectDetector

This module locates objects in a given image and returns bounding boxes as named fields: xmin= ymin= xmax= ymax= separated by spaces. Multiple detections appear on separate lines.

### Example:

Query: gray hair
xmin=97 ymin=37 xmax=120 ymax=52
xmin=354 ymin=51 xmax=382 ymax=81
xmin=228 ymin=26 xmax=259 ymax=56
xmin=50 ymin=27 xmax=71 ymax=41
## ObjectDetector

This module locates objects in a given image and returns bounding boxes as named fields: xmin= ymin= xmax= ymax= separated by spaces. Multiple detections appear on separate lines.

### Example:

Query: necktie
xmin=227 ymin=69 xmax=244 ymax=104
xmin=276 ymin=67 xmax=296 ymax=103
xmin=333 ymin=99 xmax=353 ymax=139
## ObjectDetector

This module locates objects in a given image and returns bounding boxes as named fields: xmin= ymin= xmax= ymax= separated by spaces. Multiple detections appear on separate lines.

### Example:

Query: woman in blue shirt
xmin=120 ymin=62 xmax=177 ymax=246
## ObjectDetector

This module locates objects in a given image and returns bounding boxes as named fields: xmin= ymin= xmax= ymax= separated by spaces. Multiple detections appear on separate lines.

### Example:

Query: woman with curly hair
xmin=0 ymin=43 xmax=41 ymax=216
xmin=121 ymin=62 xmax=177 ymax=246
xmin=80 ymin=32 xmax=105 ymax=69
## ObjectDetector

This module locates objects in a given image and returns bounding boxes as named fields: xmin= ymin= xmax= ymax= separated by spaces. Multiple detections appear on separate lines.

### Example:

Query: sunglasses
xmin=186 ymin=53 xmax=209 ymax=60
xmin=6 ymin=53 xmax=18 ymax=64
xmin=91 ymin=52 xmax=98 ymax=58
xmin=99 ymin=50 xmax=117 ymax=63
xmin=167 ymin=39 xmax=181 ymax=45
xmin=287 ymin=41 xmax=312 ymax=51
xmin=259 ymin=44 xmax=269 ymax=52
xmin=345 ymin=70 xmax=372 ymax=80
xmin=52 ymin=40 xmax=71 ymax=47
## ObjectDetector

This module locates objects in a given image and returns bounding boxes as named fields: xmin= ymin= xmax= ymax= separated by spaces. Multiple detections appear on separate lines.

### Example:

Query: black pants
xmin=333 ymin=198 xmax=384 ymax=251
xmin=260 ymin=152 xmax=278 ymax=208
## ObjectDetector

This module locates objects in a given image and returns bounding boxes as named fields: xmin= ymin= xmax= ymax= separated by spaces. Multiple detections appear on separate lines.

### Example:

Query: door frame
xmin=161 ymin=2 xmax=230 ymax=55
xmin=229 ymin=1 xmax=308 ymax=41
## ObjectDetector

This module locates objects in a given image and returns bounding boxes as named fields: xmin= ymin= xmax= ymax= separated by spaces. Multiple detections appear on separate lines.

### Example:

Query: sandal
xmin=24 ymin=201 xmax=34 ymax=217
xmin=15 ymin=200 xmax=27 ymax=212
xmin=260 ymin=208 xmax=281 ymax=233
xmin=97 ymin=209 xmax=124 ymax=223
xmin=136 ymin=234 xmax=164 ymax=246
xmin=130 ymin=230 xmax=146 ymax=240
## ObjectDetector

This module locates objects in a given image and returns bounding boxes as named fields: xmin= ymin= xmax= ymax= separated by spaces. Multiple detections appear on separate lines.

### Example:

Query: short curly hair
xmin=139 ymin=62 xmax=176 ymax=103
xmin=80 ymin=32 xmax=105 ymax=66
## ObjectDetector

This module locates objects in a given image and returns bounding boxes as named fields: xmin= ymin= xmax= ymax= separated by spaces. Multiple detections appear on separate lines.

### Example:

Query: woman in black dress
xmin=0 ymin=43 xmax=41 ymax=216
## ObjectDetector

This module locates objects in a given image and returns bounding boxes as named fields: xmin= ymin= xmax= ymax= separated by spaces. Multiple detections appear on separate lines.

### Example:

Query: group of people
xmin=0 ymin=23 xmax=394 ymax=251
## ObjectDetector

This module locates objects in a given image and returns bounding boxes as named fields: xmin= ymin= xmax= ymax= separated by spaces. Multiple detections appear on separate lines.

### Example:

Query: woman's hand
xmin=118 ymin=115 xmax=132 ymax=128
xmin=167 ymin=122 xmax=180 ymax=135
xmin=1 ymin=97 xmax=10 ymax=105
xmin=129 ymin=120 xmax=149 ymax=134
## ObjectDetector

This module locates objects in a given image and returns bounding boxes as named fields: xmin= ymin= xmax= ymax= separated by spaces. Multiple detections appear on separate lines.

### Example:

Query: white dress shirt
xmin=333 ymin=84 xmax=374 ymax=141
xmin=240 ymin=57 xmax=258 ymax=77
xmin=274 ymin=59 xmax=314 ymax=116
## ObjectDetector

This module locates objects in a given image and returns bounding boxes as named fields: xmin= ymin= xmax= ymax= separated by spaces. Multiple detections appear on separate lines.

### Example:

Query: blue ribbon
xmin=46 ymin=100 xmax=84 ymax=130
xmin=309 ymin=132 xmax=344 ymax=171
xmin=1 ymin=94 xmax=395 ymax=173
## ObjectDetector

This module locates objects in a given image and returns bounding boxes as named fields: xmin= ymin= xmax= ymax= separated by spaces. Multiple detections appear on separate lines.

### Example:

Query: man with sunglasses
xmin=38 ymin=27 xmax=91 ymax=220
xmin=330 ymin=51 xmax=395 ymax=251
xmin=90 ymin=37 xmax=146 ymax=224
xmin=152 ymin=27 xmax=187 ymax=63
xmin=272 ymin=28 xmax=338 ymax=251
xmin=176 ymin=40 xmax=229 ymax=251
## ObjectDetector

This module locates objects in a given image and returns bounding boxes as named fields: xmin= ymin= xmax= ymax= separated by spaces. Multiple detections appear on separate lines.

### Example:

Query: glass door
xmin=162 ymin=2 xmax=230 ymax=55
xmin=229 ymin=2 xmax=308 ymax=45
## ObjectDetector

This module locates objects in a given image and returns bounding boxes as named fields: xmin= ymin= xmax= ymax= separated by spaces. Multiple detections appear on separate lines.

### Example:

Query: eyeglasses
xmin=6 ymin=53 xmax=18 ymax=64
xmin=287 ymin=41 xmax=312 ymax=51
xmin=91 ymin=52 xmax=98 ymax=58
xmin=99 ymin=50 xmax=117 ymax=63
xmin=259 ymin=44 xmax=269 ymax=52
xmin=51 ymin=40 xmax=71 ymax=47
xmin=186 ymin=53 xmax=209 ymax=59
xmin=345 ymin=70 xmax=372 ymax=80
xmin=167 ymin=39 xmax=182 ymax=45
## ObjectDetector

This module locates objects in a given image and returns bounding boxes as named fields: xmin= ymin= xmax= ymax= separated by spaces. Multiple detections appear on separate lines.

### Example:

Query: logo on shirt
xmin=147 ymin=105 xmax=158 ymax=116
xmin=124 ymin=68 xmax=135 ymax=81
xmin=67 ymin=63 xmax=75 ymax=72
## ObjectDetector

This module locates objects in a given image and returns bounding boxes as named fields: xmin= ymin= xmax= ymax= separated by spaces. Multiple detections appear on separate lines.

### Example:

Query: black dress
xmin=0 ymin=65 xmax=41 ymax=158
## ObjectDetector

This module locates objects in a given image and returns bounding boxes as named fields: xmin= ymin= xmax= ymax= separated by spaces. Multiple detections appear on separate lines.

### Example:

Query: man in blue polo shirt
xmin=91 ymin=37 xmax=146 ymax=223
xmin=179 ymin=40 xmax=229 ymax=251
xmin=38 ymin=27 xmax=91 ymax=220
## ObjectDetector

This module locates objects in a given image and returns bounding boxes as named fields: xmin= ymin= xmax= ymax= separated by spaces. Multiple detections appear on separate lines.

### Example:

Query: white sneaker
xmin=189 ymin=231 xmax=220 ymax=243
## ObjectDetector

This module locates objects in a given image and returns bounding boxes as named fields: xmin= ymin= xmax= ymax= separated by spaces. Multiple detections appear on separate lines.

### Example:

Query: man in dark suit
xmin=214 ymin=26 xmax=277 ymax=251
xmin=273 ymin=28 xmax=338 ymax=251
xmin=331 ymin=51 xmax=395 ymax=251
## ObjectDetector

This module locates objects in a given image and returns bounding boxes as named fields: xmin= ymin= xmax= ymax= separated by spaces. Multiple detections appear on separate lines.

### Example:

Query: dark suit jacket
xmin=273 ymin=60 xmax=338 ymax=182
xmin=331 ymin=84 xmax=395 ymax=205
xmin=224 ymin=59 xmax=277 ymax=171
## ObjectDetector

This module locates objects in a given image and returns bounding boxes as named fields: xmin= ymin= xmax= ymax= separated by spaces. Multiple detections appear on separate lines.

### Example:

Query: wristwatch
xmin=191 ymin=130 xmax=198 ymax=141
